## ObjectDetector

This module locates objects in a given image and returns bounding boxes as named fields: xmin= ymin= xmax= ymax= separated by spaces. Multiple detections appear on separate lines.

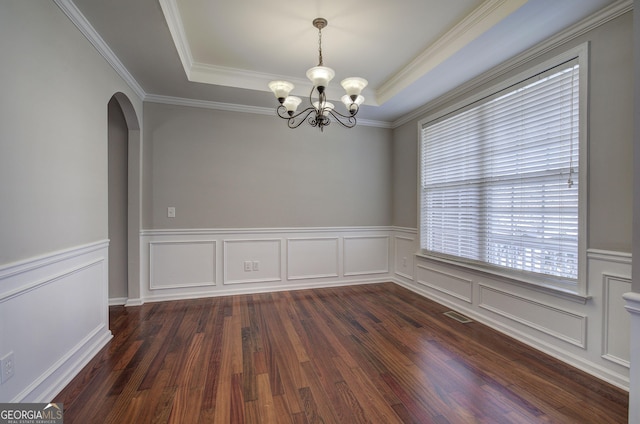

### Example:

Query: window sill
xmin=415 ymin=252 xmax=590 ymax=304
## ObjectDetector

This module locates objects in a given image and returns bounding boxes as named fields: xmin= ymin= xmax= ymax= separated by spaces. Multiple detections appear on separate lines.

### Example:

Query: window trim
xmin=417 ymin=43 xmax=589 ymax=296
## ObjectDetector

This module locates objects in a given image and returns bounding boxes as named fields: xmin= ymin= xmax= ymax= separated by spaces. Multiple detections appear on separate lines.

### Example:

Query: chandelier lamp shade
xmin=268 ymin=18 xmax=368 ymax=131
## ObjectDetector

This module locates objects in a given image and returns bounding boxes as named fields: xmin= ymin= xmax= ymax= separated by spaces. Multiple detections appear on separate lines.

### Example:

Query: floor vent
xmin=443 ymin=310 xmax=473 ymax=324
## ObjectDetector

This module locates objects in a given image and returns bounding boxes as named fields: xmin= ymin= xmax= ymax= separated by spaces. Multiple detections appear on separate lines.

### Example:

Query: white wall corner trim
xmin=624 ymin=291 xmax=640 ymax=422
xmin=602 ymin=274 xmax=632 ymax=367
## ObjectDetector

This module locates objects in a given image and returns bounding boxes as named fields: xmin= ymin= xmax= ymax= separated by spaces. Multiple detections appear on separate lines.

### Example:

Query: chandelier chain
xmin=317 ymin=26 xmax=323 ymax=66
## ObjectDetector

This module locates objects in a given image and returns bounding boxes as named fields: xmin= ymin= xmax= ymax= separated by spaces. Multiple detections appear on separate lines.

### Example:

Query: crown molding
xmin=158 ymin=0 xmax=194 ymax=80
xmin=391 ymin=0 xmax=633 ymax=128
xmin=53 ymin=0 xmax=146 ymax=100
xmin=378 ymin=0 xmax=528 ymax=105
xmin=53 ymin=1 xmax=390 ymax=127
xmin=144 ymin=94 xmax=273 ymax=115
xmin=144 ymin=94 xmax=392 ymax=129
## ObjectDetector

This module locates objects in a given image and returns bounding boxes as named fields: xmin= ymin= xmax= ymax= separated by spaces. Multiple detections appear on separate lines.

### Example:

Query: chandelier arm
xmin=276 ymin=104 xmax=315 ymax=121
xmin=328 ymin=106 xmax=359 ymax=120
xmin=326 ymin=109 xmax=357 ymax=129
xmin=289 ymin=108 xmax=317 ymax=129
xmin=274 ymin=105 xmax=317 ymax=129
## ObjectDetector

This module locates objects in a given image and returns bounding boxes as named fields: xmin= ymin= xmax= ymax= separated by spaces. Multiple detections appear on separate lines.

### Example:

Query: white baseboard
xmin=140 ymin=277 xmax=389 ymax=304
xmin=18 ymin=326 xmax=112 ymax=402
xmin=108 ymin=297 xmax=128 ymax=306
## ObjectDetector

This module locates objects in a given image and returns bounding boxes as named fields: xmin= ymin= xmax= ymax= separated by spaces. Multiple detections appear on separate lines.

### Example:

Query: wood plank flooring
xmin=54 ymin=283 xmax=629 ymax=423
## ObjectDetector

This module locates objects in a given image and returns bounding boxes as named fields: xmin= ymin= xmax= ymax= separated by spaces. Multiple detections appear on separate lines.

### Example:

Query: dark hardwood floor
xmin=54 ymin=282 xmax=628 ymax=423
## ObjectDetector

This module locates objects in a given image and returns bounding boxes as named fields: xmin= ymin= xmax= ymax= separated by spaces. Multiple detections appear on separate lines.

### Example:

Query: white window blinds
xmin=420 ymin=60 xmax=580 ymax=281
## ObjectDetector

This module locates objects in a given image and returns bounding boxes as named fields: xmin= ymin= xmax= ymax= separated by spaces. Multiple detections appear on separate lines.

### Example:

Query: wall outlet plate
xmin=0 ymin=352 xmax=15 ymax=384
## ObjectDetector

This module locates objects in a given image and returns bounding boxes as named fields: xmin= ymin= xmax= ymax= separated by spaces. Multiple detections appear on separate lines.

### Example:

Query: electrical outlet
xmin=1 ymin=352 xmax=15 ymax=384
xmin=252 ymin=261 xmax=260 ymax=271
xmin=244 ymin=261 xmax=252 ymax=272
xmin=167 ymin=207 xmax=176 ymax=218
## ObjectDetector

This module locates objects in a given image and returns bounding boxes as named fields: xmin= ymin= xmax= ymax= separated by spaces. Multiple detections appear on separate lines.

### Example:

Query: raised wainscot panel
xmin=416 ymin=264 xmax=473 ymax=303
xmin=394 ymin=236 xmax=415 ymax=280
xmin=287 ymin=237 xmax=339 ymax=280
xmin=479 ymin=284 xmax=587 ymax=348
xmin=224 ymin=239 xmax=282 ymax=284
xmin=1 ymin=260 xmax=106 ymax=399
xmin=602 ymin=274 xmax=631 ymax=367
xmin=0 ymin=241 xmax=111 ymax=402
xmin=150 ymin=241 xmax=216 ymax=289
xmin=343 ymin=235 xmax=389 ymax=276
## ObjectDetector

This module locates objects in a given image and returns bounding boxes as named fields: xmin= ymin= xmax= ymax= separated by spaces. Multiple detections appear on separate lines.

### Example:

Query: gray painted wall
xmin=0 ymin=2 xmax=632 ymax=261
xmin=391 ymin=11 xmax=634 ymax=253
xmin=143 ymin=103 xmax=393 ymax=229
xmin=0 ymin=1 xmax=143 ymax=265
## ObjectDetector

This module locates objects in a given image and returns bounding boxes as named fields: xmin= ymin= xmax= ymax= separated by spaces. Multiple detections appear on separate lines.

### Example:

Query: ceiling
xmin=69 ymin=0 xmax=617 ymax=126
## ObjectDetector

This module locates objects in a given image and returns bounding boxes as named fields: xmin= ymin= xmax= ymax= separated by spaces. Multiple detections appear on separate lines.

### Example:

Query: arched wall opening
xmin=107 ymin=92 xmax=142 ymax=306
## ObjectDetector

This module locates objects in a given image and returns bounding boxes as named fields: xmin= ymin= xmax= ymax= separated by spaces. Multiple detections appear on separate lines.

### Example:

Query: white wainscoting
xmin=343 ymin=235 xmax=389 ymax=276
xmin=392 ymin=228 xmax=632 ymax=390
xmin=150 ymin=240 xmax=216 ymax=289
xmin=137 ymin=226 xmax=632 ymax=390
xmin=416 ymin=264 xmax=473 ymax=304
xmin=224 ymin=239 xmax=282 ymax=285
xmin=393 ymin=232 xmax=415 ymax=280
xmin=0 ymin=241 xmax=112 ymax=402
xmin=139 ymin=227 xmax=393 ymax=303
xmin=287 ymin=237 xmax=339 ymax=280
xmin=478 ymin=284 xmax=587 ymax=348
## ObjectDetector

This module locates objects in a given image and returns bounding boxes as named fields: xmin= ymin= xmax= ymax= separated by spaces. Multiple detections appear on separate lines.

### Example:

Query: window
xmin=419 ymin=48 xmax=587 ymax=293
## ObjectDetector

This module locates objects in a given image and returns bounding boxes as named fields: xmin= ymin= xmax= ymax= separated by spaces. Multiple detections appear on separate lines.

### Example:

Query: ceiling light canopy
xmin=269 ymin=18 xmax=367 ymax=131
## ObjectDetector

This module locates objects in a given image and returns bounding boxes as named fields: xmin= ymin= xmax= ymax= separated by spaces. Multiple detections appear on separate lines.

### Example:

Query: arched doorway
xmin=107 ymin=93 xmax=141 ymax=306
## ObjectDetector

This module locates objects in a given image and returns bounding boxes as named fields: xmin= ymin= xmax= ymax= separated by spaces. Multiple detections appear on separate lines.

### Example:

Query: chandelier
xmin=268 ymin=18 xmax=368 ymax=131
